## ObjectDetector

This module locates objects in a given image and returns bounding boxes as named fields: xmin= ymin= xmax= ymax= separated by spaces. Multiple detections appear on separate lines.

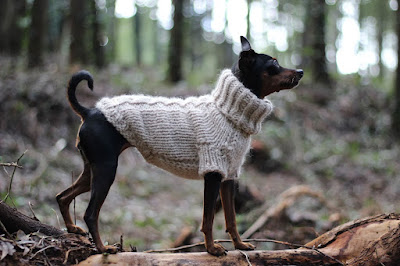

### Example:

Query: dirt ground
xmin=1 ymin=60 xmax=400 ymax=264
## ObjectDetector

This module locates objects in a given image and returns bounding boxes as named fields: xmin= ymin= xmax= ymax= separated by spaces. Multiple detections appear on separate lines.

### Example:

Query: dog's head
xmin=232 ymin=36 xmax=303 ymax=98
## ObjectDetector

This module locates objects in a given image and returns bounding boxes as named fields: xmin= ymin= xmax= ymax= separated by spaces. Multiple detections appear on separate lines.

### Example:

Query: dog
xmin=56 ymin=36 xmax=303 ymax=256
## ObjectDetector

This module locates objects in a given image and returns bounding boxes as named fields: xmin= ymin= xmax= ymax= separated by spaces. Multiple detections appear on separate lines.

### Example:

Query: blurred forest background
xmin=2 ymin=0 xmax=400 ymax=252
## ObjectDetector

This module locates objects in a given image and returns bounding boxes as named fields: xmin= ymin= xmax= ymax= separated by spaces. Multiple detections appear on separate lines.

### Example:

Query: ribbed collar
xmin=212 ymin=69 xmax=273 ymax=135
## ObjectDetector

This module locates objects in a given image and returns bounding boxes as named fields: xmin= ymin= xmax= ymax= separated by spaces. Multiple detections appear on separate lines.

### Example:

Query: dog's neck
xmin=212 ymin=69 xmax=273 ymax=135
xmin=231 ymin=63 xmax=260 ymax=98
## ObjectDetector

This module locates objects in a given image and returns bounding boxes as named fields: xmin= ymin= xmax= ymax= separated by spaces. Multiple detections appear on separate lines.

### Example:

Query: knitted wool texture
xmin=96 ymin=69 xmax=273 ymax=180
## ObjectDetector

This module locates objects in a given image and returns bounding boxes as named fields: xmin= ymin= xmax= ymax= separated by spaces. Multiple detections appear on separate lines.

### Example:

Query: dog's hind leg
xmin=56 ymin=156 xmax=91 ymax=235
xmin=220 ymin=179 xmax=255 ymax=251
xmin=84 ymin=160 xmax=119 ymax=253
xmin=78 ymin=111 xmax=128 ymax=253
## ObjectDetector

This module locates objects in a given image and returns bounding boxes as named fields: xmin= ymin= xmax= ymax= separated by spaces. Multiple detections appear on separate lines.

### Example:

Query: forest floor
xmin=1 ymin=57 xmax=400 ymax=264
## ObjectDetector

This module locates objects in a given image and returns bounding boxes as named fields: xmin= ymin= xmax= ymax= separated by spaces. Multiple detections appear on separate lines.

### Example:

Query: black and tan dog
xmin=56 ymin=37 xmax=303 ymax=256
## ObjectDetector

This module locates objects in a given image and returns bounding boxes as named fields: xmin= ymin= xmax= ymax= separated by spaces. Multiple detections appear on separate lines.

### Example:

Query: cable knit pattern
xmin=96 ymin=69 xmax=273 ymax=180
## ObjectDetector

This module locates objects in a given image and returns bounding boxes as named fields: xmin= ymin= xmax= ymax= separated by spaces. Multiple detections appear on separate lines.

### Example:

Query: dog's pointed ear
xmin=240 ymin=36 xmax=252 ymax=51
xmin=239 ymin=38 xmax=255 ymax=72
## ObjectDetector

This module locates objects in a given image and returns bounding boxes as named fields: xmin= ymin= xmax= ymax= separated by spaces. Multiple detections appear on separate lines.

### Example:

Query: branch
xmin=3 ymin=150 xmax=27 ymax=202
xmin=0 ymin=201 xmax=64 ymax=237
xmin=0 ymin=162 xmax=23 ymax=168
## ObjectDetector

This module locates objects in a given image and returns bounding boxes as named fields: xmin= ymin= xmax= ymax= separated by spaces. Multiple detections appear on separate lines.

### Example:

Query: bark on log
xmin=0 ymin=201 xmax=64 ymax=236
xmin=78 ymin=250 xmax=339 ymax=265
xmin=304 ymin=213 xmax=400 ymax=265
xmin=78 ymin=213 xmax=400 ymax=266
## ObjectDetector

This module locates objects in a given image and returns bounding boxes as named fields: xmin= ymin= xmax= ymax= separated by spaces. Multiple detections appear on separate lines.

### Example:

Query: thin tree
xmin=392 ymin=5 xmax=400 ymax=137
xmin=133 ymin=4 xmax=142 ymax=66
xmin=0 ymin=0 xmax=26 ymax=55
xmin=309 ymin=0 xmax=331 ymax=86
xmin=246 ymin=0 xmax=251 ymax=40
xmin=0 ymin=0 xmax=9 ymax=53
xmin=168 ymin=0 xmax=185 ymax=83
xmin=28 ymin=0 xmax=49 ymax=68
xmin=70 ymin=0 xmax=88 ymax=65
xmin=90 ymin=0 xmax=105 ymax=68
xmin=9 ymin=0 xmax=26 ymax=55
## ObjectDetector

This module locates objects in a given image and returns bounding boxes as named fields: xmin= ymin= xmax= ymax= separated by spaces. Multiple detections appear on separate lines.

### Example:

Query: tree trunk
xmin=28 ymin=0 xmax=48 ymax=68
xmin=134 ymin=4 xmax=142 ymax=66
xmin=90 ymin=0 xmax=105 ymax=68
xmin=246 ymin=0 xmax=251 ymax=40
xmin=309 ymin=0 xmax=331 ymax=86
xmin=105 ymin=0 xmax=116 ymax=62
xmin=0 ymin=0 xmax=10 ymax=53
xmin=0 ymin=0 xmax=26 ymax=55
xmin=152 ymin=17 xmax=161 ymax=65
xmin=168 ymin=0 xmax=185 ymax=83
xmin=392 ymin=6 xmax=400 ymax=136
xmin=8 ymin=0 xmax=27 ymax=56
xmin=70 ymin=0 xmax=88 ymax=65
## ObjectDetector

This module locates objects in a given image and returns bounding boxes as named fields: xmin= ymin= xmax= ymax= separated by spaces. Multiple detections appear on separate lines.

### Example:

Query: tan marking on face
xmin=260 ymin=68 xmax=300 ymax=97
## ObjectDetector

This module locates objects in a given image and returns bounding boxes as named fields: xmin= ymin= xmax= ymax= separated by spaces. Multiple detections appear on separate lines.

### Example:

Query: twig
xmin=144 ymin=240 xmax=206 ymax=253
xmin=72 ymin=171 xmax=76 ymax=226
xmin=0 ymin=162 xmax=23 ymax=168
xmin=29 ymin=202 xmax=39 ymax=221
xmin=238 ymin=250 xmax=252 ymax=266
xmin=51 ymin=208 xmax=62 ymax=230
xmin=0 ymin=220 xmax=13 ymax=239
xmin=144 ymin=238 xmax=344 ymax=265
xmin=29 ymin=245 xmax=56 ymax=260
xmin=241 ymin=185 xmax=328 ymax=239
xmin=246 ymin=238 xmax=343 ymax=264
xmin=3 ymin=150 xmax=27 ymax=202
xmin=63 ymin=247 xmax=85 ymax=264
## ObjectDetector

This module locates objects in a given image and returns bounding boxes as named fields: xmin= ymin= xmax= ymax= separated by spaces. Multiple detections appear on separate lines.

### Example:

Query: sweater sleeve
xmin=197 ymin=145 xmax=229 ymax=180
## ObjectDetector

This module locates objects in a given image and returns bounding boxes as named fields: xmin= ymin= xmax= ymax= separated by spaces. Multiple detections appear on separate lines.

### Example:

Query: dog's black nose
xmin=296 ymin=69 xmax=304 ymax=78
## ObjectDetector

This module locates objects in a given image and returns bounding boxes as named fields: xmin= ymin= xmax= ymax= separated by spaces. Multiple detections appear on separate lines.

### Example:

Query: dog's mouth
xmin=279 ymin=78 xmax=300 ymax=90
xmin=279 ymin=70 xmax=303 ymax=91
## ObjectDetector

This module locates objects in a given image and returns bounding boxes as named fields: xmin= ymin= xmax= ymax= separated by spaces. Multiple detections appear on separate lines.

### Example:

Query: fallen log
xmin=0 ymin=201 xmax=96 ymax=264
xmin=0 ymin=201 xmax=64 ymax=236
xmin=78 ymin=249 xmax=340 ymax=265
xmin=78 ymin=213 xmax=400 ymax=266
xmin=1 ymin=200 xmax=400 ymax=265
xmin=304 ymin=213 xmax=400 ymax=265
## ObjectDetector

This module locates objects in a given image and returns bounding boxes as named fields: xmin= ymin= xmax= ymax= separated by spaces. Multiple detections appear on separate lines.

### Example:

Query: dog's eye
xmin=265 ymin=59 xmax=280 ymax=75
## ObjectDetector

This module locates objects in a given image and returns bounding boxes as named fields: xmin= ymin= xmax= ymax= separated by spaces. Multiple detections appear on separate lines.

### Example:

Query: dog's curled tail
xmin=67 ymin=70 xmax=93 ymax=119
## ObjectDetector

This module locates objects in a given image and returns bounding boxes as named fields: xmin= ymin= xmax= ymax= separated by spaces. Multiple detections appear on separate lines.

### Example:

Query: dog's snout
xmin=296 ymin=69 xmax=304 ymax=78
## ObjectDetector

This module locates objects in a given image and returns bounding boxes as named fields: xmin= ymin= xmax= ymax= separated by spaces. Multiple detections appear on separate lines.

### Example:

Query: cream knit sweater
xmin=96 ymin=69 xmax=273 ymax=180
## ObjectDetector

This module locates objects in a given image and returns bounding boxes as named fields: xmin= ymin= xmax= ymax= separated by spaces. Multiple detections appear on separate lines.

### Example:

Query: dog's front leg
xmin=220 ymin=179 xmax=255 ymax=251
xmin=201 ymin=172 xmax=227 ymax=256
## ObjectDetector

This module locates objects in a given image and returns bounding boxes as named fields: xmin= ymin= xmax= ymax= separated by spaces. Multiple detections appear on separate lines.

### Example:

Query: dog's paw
xmin=234 ymin=241 xmax=255 ymax=251
xmin=67 ymin=225 xmax=87 ymax=235
xmin=206 ymin=243 xmax=227 ymax=256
